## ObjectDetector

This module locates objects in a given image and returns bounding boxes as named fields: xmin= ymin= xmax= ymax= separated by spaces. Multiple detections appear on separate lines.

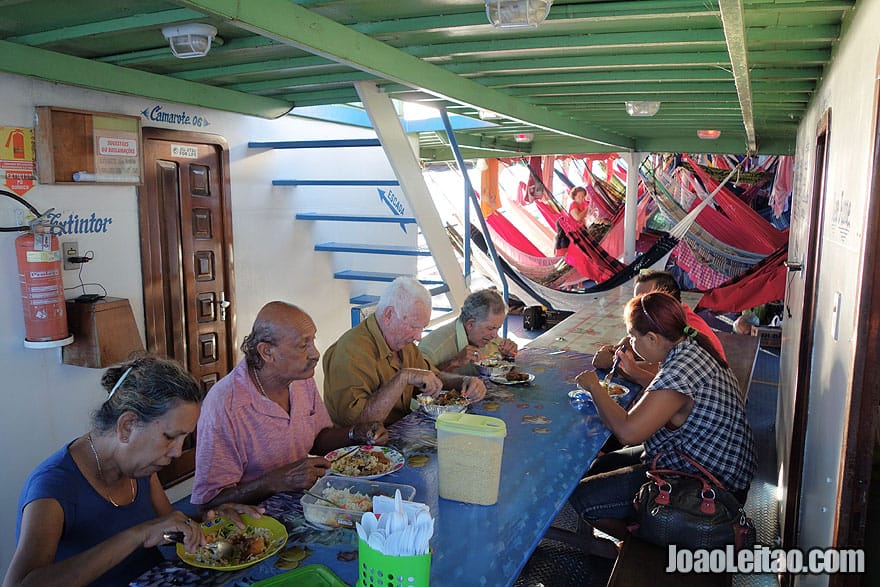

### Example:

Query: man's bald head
xmin=242 ymin=302 xmax=315 ymax=369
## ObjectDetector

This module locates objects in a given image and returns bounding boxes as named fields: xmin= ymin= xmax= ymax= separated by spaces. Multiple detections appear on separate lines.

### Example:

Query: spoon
xmin=603 ymin=353 xmax=621 ymax=385
xmin=206 ymin=539 xmax=236 ymax=561
xmin=164 ymin=531 xmax=236 ymax=561
xmin=303 ymin=490 xmax=345 ymax=509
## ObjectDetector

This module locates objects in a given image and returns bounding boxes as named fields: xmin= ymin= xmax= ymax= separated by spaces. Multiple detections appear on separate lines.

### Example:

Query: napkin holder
xmin=357 ymin=538 xmax=430 ymax=587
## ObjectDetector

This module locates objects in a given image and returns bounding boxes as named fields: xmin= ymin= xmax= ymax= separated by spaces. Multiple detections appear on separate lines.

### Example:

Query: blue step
xmin=350 ymin=294 xmax=380 ymax=305
xmin=296 ymin=212 xmax=417 ymax=224
xmin=248 ymin=139 xmax=381 ymax=149
xmin=274 ymin=179 xmax=399 ymax=186
xmin=349 ymin=296 xmax=452 ymax=307
xmin=316 ymin=242 xmax=430 ymax=256
xmin=334 ymin=270 xmax=446 ymax=287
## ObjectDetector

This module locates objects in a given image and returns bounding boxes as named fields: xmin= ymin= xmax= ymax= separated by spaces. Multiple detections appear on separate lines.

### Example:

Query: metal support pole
xmin=439 ymin=108 xmax=510 ymax=338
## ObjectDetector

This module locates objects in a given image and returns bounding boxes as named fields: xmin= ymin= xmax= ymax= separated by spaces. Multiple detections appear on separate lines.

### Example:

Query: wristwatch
xmin=348 ymin=427 xmax=356 ymax=442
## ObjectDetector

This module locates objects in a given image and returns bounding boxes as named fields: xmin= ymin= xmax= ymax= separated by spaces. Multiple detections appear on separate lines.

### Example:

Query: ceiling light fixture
xmin=161 ymin=23 xmax=218 ymax=59
xmin=513 ymin=133 xmax=534 ymax=143
xmin=485 ymin=0 xmax=553 ymax=29
xmin=625 ymin=101 xmax=661 ymax=117
xmin=697 ymin=129 xmax=722 ymax=139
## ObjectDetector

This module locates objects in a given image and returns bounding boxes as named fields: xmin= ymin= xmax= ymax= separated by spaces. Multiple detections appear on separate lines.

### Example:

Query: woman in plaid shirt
xmin=565 ymin=291 xmax=756 ymax=555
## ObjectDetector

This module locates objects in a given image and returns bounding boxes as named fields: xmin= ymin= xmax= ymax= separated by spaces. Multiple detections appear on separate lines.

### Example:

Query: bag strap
xmin=674 ymin=449 xmax=727 ymax=490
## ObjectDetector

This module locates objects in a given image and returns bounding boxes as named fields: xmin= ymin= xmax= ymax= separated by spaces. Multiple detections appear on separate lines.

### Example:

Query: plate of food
xmin=476 ymin=356 xmax=515 ymax=378
xmin=325 ymin=445 xmax=405 ymax=480
xmin=177 ymin=514 xmax=287 ymax=571
xmin=601 ymin=381 xmax=628 ymax=398
xmin=489 ymin=367 xmax=535 ymax=385
xmin=413 ymin=389 xmax=472 ymax=418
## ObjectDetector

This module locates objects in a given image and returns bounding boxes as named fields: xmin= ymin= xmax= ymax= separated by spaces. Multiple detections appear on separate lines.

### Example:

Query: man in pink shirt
xmin=192 ymin=302 xmax=387 ymax=509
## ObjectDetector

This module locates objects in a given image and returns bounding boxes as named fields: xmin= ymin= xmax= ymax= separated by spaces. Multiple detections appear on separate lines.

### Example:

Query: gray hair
xmin=460 ymin=289 xmax=507 ymax=323
xmin=376 ymin=276 xmax=431 ymax=315
xmin=91 ymin=356 xmax=203 ymax=433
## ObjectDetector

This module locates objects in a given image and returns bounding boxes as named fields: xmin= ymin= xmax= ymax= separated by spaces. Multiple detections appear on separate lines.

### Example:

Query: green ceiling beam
xmin=635 ymin=135 xmax=795 ymax=155
xmin=284 ymin=88 xmax=362 ymax=107
xmin=493 ymin=79 xmax=816 ymax=97
xmin=418 ymin=145 xmax=526 ymax=161
xmin=226 ymin=71 xmax=377 ymax=93
xmin=0 ymin=40 xmax=293 ymax=119
xmin=354 ymin=0 xmax=722 ymax=34
xmin=747 ymin=25 xmax=840 ymax=43
xmin=407 ymin=29 xmax=727 ymax=59
xmin=479 ymin=66 xmax=820 ymax=88
xmin=100 ymin=35 xmax=278 ymax=66
xmin=443 ymin=49 xmax=830 ymax=76
xmin=409 ymin=25 xmax=841 ymax=59
xmin=180 ymin=0 xmax=633 ymax=149
xmin=7 ymin=8 xmax=205 ymax=45
xmin=719 ymin=0 xmax=757 ymax=153
xmin=172 ymin=55 xmax=334 ymax=81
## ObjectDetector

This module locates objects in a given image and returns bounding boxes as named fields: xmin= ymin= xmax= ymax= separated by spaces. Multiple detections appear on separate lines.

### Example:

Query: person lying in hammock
xmin=592 ymin=270 xmax=726 ymax=387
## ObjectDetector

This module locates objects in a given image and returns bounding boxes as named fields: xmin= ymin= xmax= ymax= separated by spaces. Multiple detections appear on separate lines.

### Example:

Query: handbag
xmin=630 ymin=450 xmax=756 ymax=550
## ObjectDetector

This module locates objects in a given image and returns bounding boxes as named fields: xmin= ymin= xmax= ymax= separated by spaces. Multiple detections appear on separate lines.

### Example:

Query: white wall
xmin=0 ymin=72 xmax=418 ymax=574
xmin=780 ymin=2 xmax=879 ymax=584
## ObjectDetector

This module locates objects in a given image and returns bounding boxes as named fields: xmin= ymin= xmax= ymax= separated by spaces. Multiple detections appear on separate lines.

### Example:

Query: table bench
xmin=715 ymin=331 xmax=760 ymax=404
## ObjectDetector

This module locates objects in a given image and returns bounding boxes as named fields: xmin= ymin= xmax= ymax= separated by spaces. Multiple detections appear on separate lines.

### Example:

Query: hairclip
xmin=108 ymin=366 xmax=133 ymax=401
xmin=683 ymin=325 xmax=698 ymax=338
xmin=640 ymin=296 xmax=661 ymax=330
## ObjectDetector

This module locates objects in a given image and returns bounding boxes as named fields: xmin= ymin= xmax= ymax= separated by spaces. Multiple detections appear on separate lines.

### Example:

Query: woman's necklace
xmin=86 ymin=433 xmax=135 ymax=507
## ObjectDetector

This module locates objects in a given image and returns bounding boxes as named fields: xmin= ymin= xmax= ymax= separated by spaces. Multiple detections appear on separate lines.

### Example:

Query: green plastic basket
xmin=357 ymin=538 xmax=430 ymax=587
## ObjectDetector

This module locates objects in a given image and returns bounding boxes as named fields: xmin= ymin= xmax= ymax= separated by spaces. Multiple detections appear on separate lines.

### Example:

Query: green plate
xmin=177 ymin=514 xmax=288 ymax=571
xmin=250 ymin=564 xmax=348 ymax=586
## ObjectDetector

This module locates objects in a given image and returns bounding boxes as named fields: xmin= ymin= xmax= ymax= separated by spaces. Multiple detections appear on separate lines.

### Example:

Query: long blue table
xmin=133 ymin=348 xmax=638 ymax=586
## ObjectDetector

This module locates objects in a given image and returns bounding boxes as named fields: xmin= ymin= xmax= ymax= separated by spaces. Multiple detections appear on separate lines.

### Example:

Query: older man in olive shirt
xmin=323 ymin=277 xmax=486 ymax=426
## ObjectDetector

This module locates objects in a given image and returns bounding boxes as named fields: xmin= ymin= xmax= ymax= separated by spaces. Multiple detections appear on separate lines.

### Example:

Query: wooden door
xmin=139 ymin=128 xmax=236 ymax=487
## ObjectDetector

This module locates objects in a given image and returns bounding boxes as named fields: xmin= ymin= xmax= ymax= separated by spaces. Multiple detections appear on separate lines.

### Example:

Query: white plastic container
xmin=435 ymin=413 xmax=507 ymax=505
xmin=301 ymin=476 xmax=415 ymax=528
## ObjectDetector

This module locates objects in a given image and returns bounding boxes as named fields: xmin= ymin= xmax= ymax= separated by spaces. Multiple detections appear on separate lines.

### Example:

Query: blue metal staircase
xmin=251 ymin=134 xmax=467 ymax=327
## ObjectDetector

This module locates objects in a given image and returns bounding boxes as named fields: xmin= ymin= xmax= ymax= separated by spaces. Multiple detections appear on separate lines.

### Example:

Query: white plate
xmin=325 ymin=445 xmax=405 ymax=480
xmin=489 ymin=372 xmax=535 ymax=385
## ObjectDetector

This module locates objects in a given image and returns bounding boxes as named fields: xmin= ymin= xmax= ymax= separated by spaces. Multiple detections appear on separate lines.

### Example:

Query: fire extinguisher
xmin=1 ymin=189 xmax=69 ymax=343
xmin=5 ymin=128 xmax=26 ymax=159
xmin=15 ymin=222 xmax=69 ymax=342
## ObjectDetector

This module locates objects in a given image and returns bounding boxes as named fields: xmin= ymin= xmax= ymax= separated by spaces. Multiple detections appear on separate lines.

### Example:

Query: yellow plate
xmin=177 ymin=514 xmax=288 ymax=571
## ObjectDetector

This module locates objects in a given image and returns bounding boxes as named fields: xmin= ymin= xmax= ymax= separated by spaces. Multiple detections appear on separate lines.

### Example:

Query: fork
xmin=303 ymin=490 xmax=345 ymax=508
xmin=329 ymin=445 xmax=361 ymax=463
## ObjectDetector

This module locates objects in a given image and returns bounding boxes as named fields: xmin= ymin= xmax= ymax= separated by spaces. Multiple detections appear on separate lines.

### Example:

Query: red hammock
xmin=694 ymin=244 xmax=788 ymax=313
xmin=534 ymin=200 xmax=625 ymax=282
xmin=484 ymin=212 xmax=546 ymax=258
xmin=683 ymin=155 xmax=788 ymax=254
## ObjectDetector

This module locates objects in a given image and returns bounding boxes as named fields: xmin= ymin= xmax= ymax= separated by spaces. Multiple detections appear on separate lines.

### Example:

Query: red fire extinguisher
xmin=5 ymin=128 xmax=26 ymax=159
xmin=16 ymin=224 xmax=69 ymax=342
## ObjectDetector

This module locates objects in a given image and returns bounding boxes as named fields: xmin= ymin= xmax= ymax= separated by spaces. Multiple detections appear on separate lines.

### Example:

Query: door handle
xmin=214 ymin=292 xmax=231 ymax=320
